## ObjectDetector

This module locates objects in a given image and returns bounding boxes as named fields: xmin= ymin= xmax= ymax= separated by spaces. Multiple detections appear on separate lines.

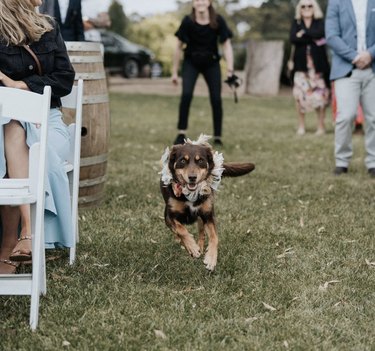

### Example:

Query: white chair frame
xmin=61 ymin=79 xmax=83 ymax=265
xmin=0 ymin=86 xmax=51 ymax=330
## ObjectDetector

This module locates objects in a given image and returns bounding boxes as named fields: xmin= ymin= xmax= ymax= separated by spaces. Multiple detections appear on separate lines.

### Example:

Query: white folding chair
xmin=0 ymin=86 xmax=51 ymax=330
xmin=61 ymin=79 xmax=83 ymax=265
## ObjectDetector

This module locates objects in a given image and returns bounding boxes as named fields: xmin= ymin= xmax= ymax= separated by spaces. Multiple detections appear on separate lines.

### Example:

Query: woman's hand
xmin=0 ymin=71 xmax=28 ymax=90
xmin=296 ymin=29 xmax=305 ymax=38
xmin=171 ymin=73 xmax=179 ymax=86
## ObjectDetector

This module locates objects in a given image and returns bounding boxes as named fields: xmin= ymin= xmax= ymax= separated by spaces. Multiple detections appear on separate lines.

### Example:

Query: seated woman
xmin=0 ymin=0 xmax=75 ymax=274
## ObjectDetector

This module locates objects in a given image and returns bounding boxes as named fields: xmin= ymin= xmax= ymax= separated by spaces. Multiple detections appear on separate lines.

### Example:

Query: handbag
xmin=22 ymin=44 xmax=43 ymax=75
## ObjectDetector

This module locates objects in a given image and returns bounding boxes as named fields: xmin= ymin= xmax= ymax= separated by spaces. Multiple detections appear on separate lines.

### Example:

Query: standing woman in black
xmin=172 ymin=0 xmax=234 ymax=145
xmin=290 ymin=0 xmax=330 ymax=136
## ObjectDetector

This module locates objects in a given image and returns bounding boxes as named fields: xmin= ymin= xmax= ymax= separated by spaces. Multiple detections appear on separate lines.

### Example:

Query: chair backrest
xmin=61 ymin=79 xmax=83 ymax=164
xmin=60 ymin=79 xmax=83 ymax=265
xmin=0 ymin=86 xmax=51 ymax=124
xmin=0 ymin=86 xmax=51 ymax=196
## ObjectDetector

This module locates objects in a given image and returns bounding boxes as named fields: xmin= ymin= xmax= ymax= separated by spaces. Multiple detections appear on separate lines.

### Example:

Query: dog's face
xmin=168 ymin=144 xmax=214 ymax=191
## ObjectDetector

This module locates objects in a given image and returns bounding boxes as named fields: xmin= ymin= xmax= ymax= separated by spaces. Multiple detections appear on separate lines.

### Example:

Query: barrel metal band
xmin=66 ymin=42 xmax=102 ymax=52
xmin=80 ymin=153 xmax=108 ymax=167
xmin=79 ymin=175 xmax=107 ymax=187
xmin=69 ymin=55 xmax=103 ymax=63
xmin=75 ymin=72 xmax=106 ymax=80
xmin=83 ymin=94 xmax=109 ymax=104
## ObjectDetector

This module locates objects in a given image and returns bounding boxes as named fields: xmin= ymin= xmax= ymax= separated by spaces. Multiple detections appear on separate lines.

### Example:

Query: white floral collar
xmin=160 ymin=134 xmax=224 ymax=202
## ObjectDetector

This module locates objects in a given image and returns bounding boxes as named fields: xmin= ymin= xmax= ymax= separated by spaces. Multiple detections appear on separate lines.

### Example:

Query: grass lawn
xmin=1 ymin=92 xmax=374 ymax=350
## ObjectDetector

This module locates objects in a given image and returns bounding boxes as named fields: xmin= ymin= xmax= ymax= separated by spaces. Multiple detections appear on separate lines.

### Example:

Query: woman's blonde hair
xmin=0 ymin=0 xmax=53 ymax=45
xmin=295 ymin=0 xmax=324 ymax=20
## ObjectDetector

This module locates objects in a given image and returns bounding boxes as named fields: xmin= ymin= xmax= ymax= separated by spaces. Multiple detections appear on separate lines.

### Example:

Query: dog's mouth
xmin=187 ymin=183 xmax=198 ymax=191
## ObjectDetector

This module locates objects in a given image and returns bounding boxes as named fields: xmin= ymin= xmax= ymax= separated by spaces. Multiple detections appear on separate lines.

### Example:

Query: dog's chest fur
xmin=167 ymin=190 xmax=213 ymax=225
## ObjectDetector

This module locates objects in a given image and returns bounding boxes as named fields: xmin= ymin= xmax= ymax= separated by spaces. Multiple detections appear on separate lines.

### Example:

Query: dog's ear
xmin=205 ymin=146 xmax=215 ymax=171
xmin=168 ymin=145 xmax=181 ymax=170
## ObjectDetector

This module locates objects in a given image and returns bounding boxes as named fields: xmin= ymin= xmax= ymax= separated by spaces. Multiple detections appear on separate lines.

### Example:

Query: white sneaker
xmin=296 ymin=127 xmax=305 ymax=136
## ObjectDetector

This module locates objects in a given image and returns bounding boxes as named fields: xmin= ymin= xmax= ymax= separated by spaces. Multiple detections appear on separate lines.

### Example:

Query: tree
xmin=108 ymin=0 xmax=127 ymax=36
xmin=127 ymin=13 xmax=181 ymax=75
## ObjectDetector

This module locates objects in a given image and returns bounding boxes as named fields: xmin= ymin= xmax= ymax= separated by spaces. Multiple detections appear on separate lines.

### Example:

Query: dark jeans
xmin=177 ymin=59 xmax=223 ymax=137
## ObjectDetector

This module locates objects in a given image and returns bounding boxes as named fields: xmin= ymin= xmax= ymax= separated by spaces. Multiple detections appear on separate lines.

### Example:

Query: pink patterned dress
xmin=293 ymin=46 xmax=330 ymax=113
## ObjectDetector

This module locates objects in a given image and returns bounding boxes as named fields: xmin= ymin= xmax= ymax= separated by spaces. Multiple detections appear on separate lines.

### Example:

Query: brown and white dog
xmin=160 ymin=135 xmax=255 ymax=271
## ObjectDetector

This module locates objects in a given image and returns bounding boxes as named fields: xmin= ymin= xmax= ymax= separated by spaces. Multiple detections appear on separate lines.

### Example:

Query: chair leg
xmin=29 ymin=202 xmax=46 ymax=330
xmin=69 ymin=247 xmax=76 ymax=265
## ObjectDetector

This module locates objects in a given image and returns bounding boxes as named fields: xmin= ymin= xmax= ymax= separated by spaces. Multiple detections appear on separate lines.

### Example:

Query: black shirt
xmin=175 ymin=15 xmax=233 ymax=58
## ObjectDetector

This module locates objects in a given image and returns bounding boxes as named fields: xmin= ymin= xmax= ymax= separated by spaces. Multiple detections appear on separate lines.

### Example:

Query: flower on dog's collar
xmin=159 ymin=134 xmax=224 ymax=202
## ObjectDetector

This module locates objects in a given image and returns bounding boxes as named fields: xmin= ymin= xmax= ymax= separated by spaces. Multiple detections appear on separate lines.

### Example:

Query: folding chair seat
xmin=61 ymin=79 xmax=83 ymax=265
xmin=0 ymin=86 xmax=51 ymax=330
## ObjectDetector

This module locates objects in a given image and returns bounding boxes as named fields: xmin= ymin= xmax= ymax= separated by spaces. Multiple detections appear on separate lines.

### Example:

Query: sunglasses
xmin=301 ymin=4 xmax=313 ymax=9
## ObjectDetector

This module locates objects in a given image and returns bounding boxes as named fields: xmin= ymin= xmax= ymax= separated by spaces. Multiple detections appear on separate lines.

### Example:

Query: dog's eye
xmin=197 ymin=159 xmax=206 ymax=167
xmin=176 ymin=159 xmax=187 ymax=168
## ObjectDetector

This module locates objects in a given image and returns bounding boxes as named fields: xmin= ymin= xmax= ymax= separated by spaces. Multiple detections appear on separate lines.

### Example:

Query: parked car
xmin=99 ymin=30 xmax=155 ymax=78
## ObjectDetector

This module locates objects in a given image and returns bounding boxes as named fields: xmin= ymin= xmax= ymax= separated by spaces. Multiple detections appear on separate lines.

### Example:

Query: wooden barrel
xmin=64 ymin=42 xmax=110 ymax=208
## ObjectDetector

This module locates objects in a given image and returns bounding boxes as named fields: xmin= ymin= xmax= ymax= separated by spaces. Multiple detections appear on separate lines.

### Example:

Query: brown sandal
xmin=9 ymin=235 xmax=32 ymax=262
xmin=0 ymin=259 xmax=19 ymax=274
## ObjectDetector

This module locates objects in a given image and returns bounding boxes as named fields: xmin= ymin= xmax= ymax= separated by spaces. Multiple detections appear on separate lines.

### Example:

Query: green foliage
xmin=108 ymin=0 xmax=127 ymax=36
xmin=127 ymin=14 xmax=180 ymax=76
xmin=1 ymin=92 xmax=374 ymax=350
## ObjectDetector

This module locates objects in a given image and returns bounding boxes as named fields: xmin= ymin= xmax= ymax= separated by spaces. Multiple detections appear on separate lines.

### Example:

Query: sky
xmin=82 ymin=0 xmax=264 ymax=17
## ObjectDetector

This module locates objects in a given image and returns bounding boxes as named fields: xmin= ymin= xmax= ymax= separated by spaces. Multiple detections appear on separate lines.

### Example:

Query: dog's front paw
xmin=183 ymin=238 xmax=201 ymax=258
xmin=203 ymin=249 xmax=217 ymax=271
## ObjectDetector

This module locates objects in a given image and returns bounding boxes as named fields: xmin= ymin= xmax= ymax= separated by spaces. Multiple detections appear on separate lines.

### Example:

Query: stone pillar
xmin=244 ymin=40 xmax=284 ymax=96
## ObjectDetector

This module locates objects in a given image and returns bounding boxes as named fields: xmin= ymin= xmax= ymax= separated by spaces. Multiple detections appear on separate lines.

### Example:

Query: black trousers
xmin=177 ymin=59 xmax=223 ymax=137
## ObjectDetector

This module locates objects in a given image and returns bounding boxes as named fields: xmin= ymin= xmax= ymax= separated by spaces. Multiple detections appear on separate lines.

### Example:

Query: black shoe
xmin=174 ymin=133 xmax=186 ymax=145
xmin=213 ymin=137 xmax=223 ymax=146
xmin=368 ymin=168 xmax=375 ymax=178
xmin=334 ymin=167 xmax=348 ymax=175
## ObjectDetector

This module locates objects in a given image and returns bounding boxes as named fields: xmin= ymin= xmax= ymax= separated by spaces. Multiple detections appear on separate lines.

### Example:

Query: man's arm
xmin=325 ymin=0 xmax=357 ymax=62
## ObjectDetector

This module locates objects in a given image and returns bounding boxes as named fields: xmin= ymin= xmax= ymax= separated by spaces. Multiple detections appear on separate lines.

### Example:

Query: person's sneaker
xmin=315 ymin=128 xmax=325 ymax=136
xmin=296 ymin=127 xmax=305 ymax=136
xmin=174 ymin=133 xmax=186 ymax=145
xmin=334 ymin=167 xmax=348 ymax=175
xmin=368 ymin=168 xmax=375 ymax=178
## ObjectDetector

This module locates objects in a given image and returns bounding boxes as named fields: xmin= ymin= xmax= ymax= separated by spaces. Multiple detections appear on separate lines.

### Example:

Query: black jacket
xmin=290 ymin=19 xmax=330 ymax=86
xmin=40 ymin=0 xmax=85 ymax=41
xmin=0 ymin=21 xmax=75 ymax=108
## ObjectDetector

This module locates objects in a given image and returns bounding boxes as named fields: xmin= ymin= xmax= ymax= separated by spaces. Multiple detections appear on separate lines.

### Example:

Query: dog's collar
xmin=159 ymin=134 xmax=224 ymax=202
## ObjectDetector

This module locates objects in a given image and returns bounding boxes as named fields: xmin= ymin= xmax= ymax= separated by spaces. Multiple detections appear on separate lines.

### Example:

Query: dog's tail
xmin=222 ymin=163 xmax=255 ymax=177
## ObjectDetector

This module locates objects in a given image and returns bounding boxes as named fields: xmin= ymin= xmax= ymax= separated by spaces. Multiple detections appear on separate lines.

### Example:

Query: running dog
xmin=160 ymin=135 xmax=255 ymax=271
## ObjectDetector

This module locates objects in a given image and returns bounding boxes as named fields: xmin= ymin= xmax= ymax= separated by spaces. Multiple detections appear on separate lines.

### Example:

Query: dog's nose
xmin=188 ymin=175 xmax=197 ymax=183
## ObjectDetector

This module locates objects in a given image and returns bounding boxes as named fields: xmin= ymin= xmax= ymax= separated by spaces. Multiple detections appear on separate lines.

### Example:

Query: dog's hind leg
xmin=203 ymin=221 xmax=218 ymax=271
xmin=171 ymin=219 xmax=201 ymax=258
xmin=197 ymin=218 xmax=206 ymax=253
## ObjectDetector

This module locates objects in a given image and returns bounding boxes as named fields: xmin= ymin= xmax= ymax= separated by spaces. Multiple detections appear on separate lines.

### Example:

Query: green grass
xmin=1 ymin=92 xmax=374 ymax=350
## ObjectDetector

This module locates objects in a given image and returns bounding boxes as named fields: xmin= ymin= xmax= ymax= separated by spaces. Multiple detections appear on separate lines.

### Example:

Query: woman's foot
xmin=174 ymin=133 xmax=186 ymax=145
xmin=0 ymin=259 xmax=19 ymax=274
xmin=296 ymin=126 xmax=305 ymax=136
xmin=9 ymin=235 xmax=32 ymax=262
xmin=213 ymin=136 xmax=223 ymax=146
xmin=315 ymin=128 xmax=325 ymax=136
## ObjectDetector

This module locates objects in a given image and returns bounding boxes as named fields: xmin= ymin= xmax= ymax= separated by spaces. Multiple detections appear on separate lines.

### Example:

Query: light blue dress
xmin=0 ymin=108 xmax=73 ymax=249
